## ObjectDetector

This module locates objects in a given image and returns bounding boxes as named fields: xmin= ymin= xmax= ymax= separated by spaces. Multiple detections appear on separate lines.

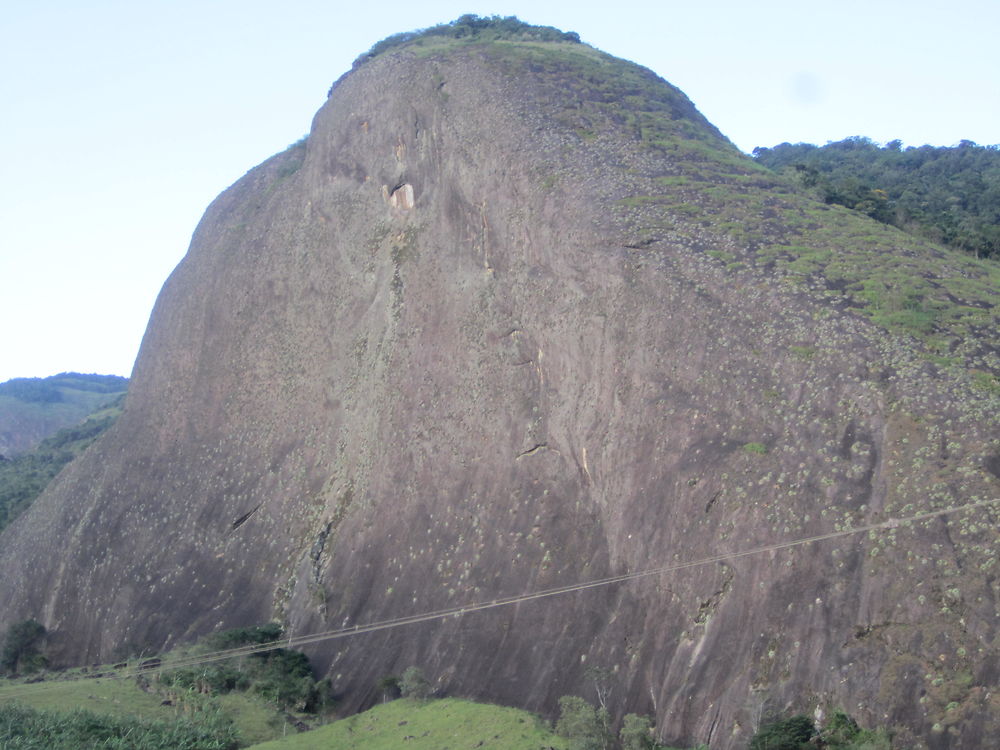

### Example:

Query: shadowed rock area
xmin=1 ymin=27 xmax=998 ymax=750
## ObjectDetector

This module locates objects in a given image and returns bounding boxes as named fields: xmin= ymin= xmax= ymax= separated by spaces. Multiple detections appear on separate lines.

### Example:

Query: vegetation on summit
xmin=353 ymin=14 xmax=581 ymax=66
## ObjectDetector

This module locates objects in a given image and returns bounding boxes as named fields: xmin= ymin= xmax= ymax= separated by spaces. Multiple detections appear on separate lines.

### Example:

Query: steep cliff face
xmin=1 ymin=35 xmax=997 ymax=749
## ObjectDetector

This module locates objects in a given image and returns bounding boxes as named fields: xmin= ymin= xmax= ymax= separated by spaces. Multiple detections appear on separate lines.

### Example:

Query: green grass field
xmin=246 ymin=697 xmax=567 ymax=750
xmin=0 ymin=675 xmax=174 ymax=720
xmin=0 ymin=673 xmax=298 ymax=746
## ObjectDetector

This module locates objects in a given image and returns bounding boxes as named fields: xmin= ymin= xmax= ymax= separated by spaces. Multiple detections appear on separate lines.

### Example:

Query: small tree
xmin=376 ymin=674 xmax=401 ymax=702
xmin=1 ymin=619 xmax=46 ymax=674
xmin=399 ymin=666 xmax=431 ymax=700
xmin=556 ymin=695 xmax=612 ymax=750
xmin=620 ymin=713 xmax=655 ymax=750
xmin=584 ymin=665 xmax=615 ymax=712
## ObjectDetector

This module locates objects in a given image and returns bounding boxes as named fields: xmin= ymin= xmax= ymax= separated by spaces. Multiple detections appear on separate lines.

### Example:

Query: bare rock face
xmin=1 ymin=36 xmax=998 ymax=749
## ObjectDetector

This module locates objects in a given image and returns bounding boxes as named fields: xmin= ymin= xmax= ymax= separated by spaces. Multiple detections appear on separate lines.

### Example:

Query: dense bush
xmin=399 ymin=665 xmax=432 ymax=700
xmin=748 ymin=711 xmax=891 ymax=750
xmin=749 ymin=714 xmax=816 ymax=750
xmin=555 ymin=695 xmax=612 ymax=750
xmin=0 ymin=701 xmax=238 ymax=750
xmin=158 ymin=624 xmax=330 ymax=712
xmin=202 ymin=623 xmax=283 ymax=652
xmin=1 ymin=618 xmax=46 ymax=674
xmin=157 ymin=663 xmax=250 ymax=695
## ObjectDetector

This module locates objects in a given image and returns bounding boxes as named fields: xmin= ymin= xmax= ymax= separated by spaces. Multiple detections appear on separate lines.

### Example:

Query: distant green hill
xmin=0 ymin=392 xmax=124 ymax=536
xmin=0 ymin=372 xmax=127 ymax=458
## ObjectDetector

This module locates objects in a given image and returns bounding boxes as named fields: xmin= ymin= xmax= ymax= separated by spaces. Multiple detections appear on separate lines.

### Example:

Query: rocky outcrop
xmin=0 ymin=33 xmax=997 ymax=749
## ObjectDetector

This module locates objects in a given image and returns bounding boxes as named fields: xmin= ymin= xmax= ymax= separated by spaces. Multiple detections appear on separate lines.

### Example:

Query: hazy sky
xmin=2 ymin=0 xmax=997 ymax=383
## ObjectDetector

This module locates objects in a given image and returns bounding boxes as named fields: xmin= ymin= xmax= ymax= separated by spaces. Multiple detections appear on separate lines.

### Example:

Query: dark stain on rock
xmin=231 ymin=504 xmax=261 ymax=531
xmin=984 ymin=454 xmax=1000 ymax=481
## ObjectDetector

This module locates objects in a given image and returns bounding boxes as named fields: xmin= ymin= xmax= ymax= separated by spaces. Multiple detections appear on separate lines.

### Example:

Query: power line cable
xmin=1 ymin=497 xmax=996 ymax=699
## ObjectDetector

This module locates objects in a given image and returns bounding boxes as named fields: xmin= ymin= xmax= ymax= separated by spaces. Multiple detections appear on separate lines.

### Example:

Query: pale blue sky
xmin=2 ymin=0 xmax=997 ymax=382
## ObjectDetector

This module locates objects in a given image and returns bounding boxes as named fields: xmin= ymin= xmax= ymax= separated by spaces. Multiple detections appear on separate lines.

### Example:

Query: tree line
xmin=753 ymin=137 xmax=1000 ymax=260
xmin=0 ymin=373 xmax=128 ymax=404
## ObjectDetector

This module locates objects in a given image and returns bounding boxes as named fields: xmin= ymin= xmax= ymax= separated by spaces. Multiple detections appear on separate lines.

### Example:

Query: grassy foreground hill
xmin=0 ymin=674 xmax=288 ymax=748
xmin=0 ymin=672 xmax=882 ymax=750
xmin=0 ymin=624 xmax=330 ymax=747
xmin=0 ymin=674 xmax=568 ymax=749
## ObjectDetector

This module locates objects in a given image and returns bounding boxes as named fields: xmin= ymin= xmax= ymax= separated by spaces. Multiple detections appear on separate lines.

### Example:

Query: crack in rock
xmin=516 ymin=443 xmax=548 ymax=459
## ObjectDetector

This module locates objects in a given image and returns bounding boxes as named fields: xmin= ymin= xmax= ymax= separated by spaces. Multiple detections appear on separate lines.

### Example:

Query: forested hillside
xmin=0 ymin=394 xmax=123 ymax=536
xmin=752 ymin=137 xmax=1000 ymax=259
xmin=0 ymin=373 xmax=127 ymax=458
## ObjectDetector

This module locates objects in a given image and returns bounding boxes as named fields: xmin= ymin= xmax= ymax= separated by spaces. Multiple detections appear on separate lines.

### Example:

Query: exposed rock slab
xmin=0 ymin=38 xmax=997 ymax=749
